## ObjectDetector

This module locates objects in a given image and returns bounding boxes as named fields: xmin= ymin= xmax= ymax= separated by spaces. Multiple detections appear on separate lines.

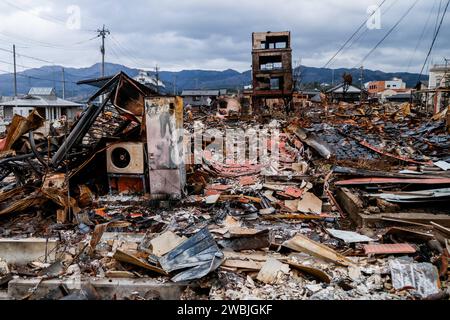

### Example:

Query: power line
xmin=322 ymin=0 xmax=388 ymax=69
xmin=0 ymin=58 xmax=34 ymax=70
xmin=0 ymin=30 xmax=100 ymax=50
xmin=108 ymin=38 xmax=142 ymax=68
xmin=418 ymin=0 xmax=450 ymax=80
xmin=0 ymin=46 xmax=54 ymax=64
xmin=2 ymin=0 xmax=96 ymax=33
xmin=434 ymin=0 xmax=444 ymax=37
xmin=357 ymin=0 xmax=421 ymax=67
xmin=109 ymin=34 xmax=147 ymax=68
xmin=0 ymin=67 xmax=77 ymax=84
xmin=406 ymin=0 xmax=438 ymax=72
xmin=343 ymin=0 xmax=399 ymax=55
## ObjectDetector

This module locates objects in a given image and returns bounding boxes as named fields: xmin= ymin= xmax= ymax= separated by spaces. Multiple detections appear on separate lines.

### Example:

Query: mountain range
xmin=0 ymin=62 xmax=428 ymax=101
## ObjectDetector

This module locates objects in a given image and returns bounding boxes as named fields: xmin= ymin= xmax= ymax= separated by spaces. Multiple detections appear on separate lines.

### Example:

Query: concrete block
xmin=99 ymin=232 xmax=146 ymax=243
xmin=0 ymin=238 xmax=58 ymax=265
xmin=8 ymin=278 xmax=188 ymax=300
xmin=0 ymin=290 xmax=9 ymax=300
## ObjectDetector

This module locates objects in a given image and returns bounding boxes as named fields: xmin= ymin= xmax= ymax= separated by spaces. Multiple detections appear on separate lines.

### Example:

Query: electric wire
xmin=356 ymin=0 xmax=421 ymax=67
xmin=417 ymin=0 xmax=450 ymax=80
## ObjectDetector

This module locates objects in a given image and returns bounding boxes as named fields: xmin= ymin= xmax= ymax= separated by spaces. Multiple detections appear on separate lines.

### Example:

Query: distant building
xmin=0 ymin=87 xmax=84 ymax=123
xmin=296 ymin=90 xmax=321 ymax=100
xmin=385 ymin=93 xmax=412 ymax=103
xmin=133 ymin=70 xmax=165 ymax=92
xmin=326 ymin=83 xmax=368 ymax=103
xmin=428 ymin=64 xmax=450 ymax=89
xmin=378 ymin=89 xmax=412 ymax=103
xmin=426 ymin=63 xmax=450 ymax=114
xmin=181 ymin=90 xmax=224 ymax=107
xmin=367 ymin=78 xmax=406 ymax=94
xmin=251 ymin=31 xmax=293 ymax=110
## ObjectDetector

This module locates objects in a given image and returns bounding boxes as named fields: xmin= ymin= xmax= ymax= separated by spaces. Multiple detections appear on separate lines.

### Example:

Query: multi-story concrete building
xmin=366 ymin=78 xmax=406 ymax=94
xmin=251 ymin=31 xmax=293 ymax=110
xmin=427 ymin=63 xmax=450 ymax=114
xmin=428 ymin=64 xmax=450 ymax=89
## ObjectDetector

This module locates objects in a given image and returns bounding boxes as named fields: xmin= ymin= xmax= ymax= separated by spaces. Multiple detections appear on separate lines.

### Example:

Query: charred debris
xmin=0 ymin=66 xmax=450 ymax=300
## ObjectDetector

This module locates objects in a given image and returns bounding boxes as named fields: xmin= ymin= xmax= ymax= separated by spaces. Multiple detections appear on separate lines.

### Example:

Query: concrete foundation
xmin=8 ymin=278 xmax=188 ymax=300
xmin=0 ymin=290 xmax=9 ymax=300
xmin=0 ymin=238 xmax=58 ymax=265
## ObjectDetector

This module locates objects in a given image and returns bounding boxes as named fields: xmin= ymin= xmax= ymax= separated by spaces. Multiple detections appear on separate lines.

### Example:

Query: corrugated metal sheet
xmin=364 ymin=243 xmax=416 ymax=255
xmin=181 ymin=90 xmax=220 ymax=96
xmin=28 ymin=87 xmax=55 ymax=96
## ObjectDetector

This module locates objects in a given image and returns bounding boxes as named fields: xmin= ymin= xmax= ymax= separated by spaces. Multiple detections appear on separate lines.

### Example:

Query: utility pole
xmin=444 ymin=58 xmax=449 ymax=87
xmin=97 ymin=25 xmax=110 ymax=77
xmin=360 ymin=65 xmax=364 ymax=105
xmin=155 ymin=65 xmax=160 ymax=94
xmin=173 ymin=75 xmax=177 ymax=95
xmin=13 ymin=44 xmax=17 ymax=97
xmin=62 ymin=67 xmax=66 ymax=99
xmin=332 ymin=69 xmax=335 ymax=87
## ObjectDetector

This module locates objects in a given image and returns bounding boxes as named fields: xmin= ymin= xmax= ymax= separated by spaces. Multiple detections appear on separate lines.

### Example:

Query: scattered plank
xmin=113 ymin=249 xmax=167 ymax=275
xmin=256 ymin=258 xmax=290 ymax=284
xmin=283 ymin=234 xmax=355 ymax=267
xmin=364 ymin=243 xmax=416 ymax=255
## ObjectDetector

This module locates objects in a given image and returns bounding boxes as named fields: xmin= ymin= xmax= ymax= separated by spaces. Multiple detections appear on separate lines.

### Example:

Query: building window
xmin=259 ymin=56 xmax=283 ymax=71
xmin=193 ymin=96 xmax=201 ymax=102
xmin=270 ymin=78 xmax=280 ymax=90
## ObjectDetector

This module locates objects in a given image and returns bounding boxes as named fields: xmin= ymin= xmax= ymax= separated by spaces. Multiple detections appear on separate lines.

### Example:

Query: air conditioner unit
xmin=107 ymin=142 xmax=145 ymax=174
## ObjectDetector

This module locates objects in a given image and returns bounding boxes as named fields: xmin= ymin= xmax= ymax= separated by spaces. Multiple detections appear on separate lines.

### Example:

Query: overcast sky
xmin=0 ymin=0 xmax=449 ymax=73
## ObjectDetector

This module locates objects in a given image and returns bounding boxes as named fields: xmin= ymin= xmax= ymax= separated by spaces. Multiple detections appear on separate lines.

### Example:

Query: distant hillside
xmin=0 ymin=62 xmax=428 ymax=100
xmin=0 ymin=62 xmax=139 ymax=101
xmin=299 ymin=66 xmax=428 ymax=88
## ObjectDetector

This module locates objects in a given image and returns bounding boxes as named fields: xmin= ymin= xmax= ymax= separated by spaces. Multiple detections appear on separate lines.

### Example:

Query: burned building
xmin=252 ymin=31 xmax=293 ymax=111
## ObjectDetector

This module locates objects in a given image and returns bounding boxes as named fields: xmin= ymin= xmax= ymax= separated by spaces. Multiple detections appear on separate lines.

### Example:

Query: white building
xmin=384 ymin=78 xmax=406 ymax=90
xmin=133 ymin=70 xmax=165 ymax=91
xmin=0 ymin=87 xmax=84 ymax=123
xmin=428 ymin=64 xmax=450 ymax=89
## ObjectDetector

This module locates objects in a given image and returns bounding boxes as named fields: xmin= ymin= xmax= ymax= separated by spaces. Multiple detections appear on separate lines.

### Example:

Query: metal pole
xmin=173 ymin=75 xmax=177 ymax=95
xmin=62 ymin=67 xmax=66 ymax=99
xmin=155 ymin=65 xmax=160 ymax=94
xmin=360 ymin=65 xmax=364 ymax=105
xmin=13 ymin=44 xmax=17 ymax=97
xmin=97 ymin=25 xmax=110 ymax=77
xmin=101 ymin=28 xmax=105 ymax=77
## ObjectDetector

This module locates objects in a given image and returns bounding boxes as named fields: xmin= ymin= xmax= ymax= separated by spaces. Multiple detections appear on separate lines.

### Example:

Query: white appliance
xmin=106 ymin=142 xmax=145 ymax=174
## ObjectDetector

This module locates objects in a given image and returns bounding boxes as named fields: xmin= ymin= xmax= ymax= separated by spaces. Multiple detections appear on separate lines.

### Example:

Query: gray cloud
xmin=0 ymin=0 xmax=448 ymax=73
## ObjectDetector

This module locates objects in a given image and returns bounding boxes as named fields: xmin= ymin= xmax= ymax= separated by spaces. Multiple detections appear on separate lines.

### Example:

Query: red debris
xmin=336 ymin=178 xmax=450 ymax=186
xmin=284 ymin=186 xmax=304 ymax=198
xmin=364 ymin=243 xmax=416 ymax=255
xmin=239 ymin=176 xmax=257 ymax=186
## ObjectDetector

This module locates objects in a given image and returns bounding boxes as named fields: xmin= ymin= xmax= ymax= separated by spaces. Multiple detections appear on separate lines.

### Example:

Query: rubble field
xmin=0 ymin=73 xmax=449 ymax=300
